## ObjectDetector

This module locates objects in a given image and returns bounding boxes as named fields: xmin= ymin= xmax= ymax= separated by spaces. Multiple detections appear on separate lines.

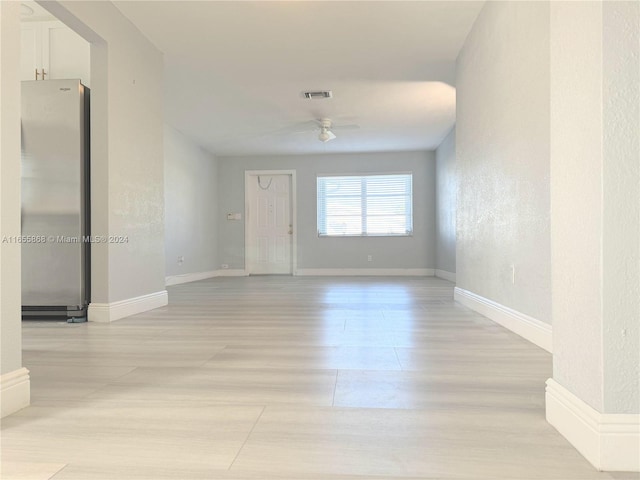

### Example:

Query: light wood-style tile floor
xmin=2 ymin=276 xmax=638 ymax=480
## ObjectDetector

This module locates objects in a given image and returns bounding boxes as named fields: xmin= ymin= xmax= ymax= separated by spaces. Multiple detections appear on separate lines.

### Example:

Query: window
xmin=317 ymin=173 xmax=413 ymax=236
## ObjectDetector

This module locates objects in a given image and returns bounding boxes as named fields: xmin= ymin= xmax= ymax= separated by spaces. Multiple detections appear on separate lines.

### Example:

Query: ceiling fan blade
xmin=331 ymin=124 xmax=360 ymax=130
xmin=287 ymin=120 xmax=321 ymax=134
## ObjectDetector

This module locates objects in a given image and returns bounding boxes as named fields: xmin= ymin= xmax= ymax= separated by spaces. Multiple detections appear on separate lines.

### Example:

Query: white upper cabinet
xmin=21 ymin=21 xmax=90 ymax=87
xmin=20 ymin=23 xmax=41 ymax=81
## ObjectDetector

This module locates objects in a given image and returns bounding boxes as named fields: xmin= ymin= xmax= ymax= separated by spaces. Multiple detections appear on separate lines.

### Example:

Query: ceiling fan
xmin=212 ymin=117 xmax=359 ymax=147
xmin=292 ymin=117 xmax=359 ymax=143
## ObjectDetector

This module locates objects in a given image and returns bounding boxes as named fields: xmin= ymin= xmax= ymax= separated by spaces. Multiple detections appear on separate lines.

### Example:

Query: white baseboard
xmin=454 ymin=287 xmax=552 ymax=352
xmin=169 ymin=268 xmax=432 ymax=278
xmin=88 ymin=290 xmax=168 ymax=323
xmin=546 ymin=378 xmax=640 ymax=472
xmin=296 ymin=268 xmax=434 ymax=276
xmin=435 ymin=269 xmax=456 ymax=282
xmin=217 ymin=269 xmax=248 ymax=277
xmin=165 ymin=269 xmax=248 ymax=285
xmin=166 ymin=270 xmax=218 ymax=286
xmin=1 ymin=368 xmax=30 ymax=418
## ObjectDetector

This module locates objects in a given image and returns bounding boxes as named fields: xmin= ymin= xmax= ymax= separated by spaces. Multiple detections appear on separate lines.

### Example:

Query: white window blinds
xmin=317 ymin=174 xmax=413 ymax=236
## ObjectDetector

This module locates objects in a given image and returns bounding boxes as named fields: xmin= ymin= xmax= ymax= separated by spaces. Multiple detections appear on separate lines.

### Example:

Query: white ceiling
xmin=113 ymin=1 xmax=484 ymax=157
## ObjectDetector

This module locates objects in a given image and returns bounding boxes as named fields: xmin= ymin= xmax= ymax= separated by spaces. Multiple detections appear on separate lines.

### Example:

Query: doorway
xmin=245 ymin=170 xmax=296 ymax=275
xmin=19 ymin=3 xmax=92 ymax=320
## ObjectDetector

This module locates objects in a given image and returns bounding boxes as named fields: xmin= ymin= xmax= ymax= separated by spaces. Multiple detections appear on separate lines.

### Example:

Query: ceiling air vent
xmin=303 ymin=91 xmax=332 ymax=100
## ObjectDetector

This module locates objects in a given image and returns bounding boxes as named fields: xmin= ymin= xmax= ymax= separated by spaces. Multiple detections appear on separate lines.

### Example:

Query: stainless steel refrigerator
xmin=21 ymin=79 xmax=90 ymax=320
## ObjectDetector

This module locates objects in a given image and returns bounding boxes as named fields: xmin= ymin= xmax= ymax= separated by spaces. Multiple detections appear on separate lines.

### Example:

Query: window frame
xmin=316 ymin=172 xmax=414 ymax=238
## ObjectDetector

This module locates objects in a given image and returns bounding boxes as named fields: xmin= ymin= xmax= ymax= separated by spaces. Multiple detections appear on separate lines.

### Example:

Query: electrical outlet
xmin=221 ymin=264 xmax=229 ymax=269
xmin=177 ymin=256 xmax=184 ymax=265
xmin=367 ymin=255 xmax=373 ymax=262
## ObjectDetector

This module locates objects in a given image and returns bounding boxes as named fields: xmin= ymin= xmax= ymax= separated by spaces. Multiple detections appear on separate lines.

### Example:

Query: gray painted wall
xmin=164 ymin=125 xmax=219 ymax=277
xmin=435 ymin=128 xmax=456 ymax=275
xmin=53 ymin=1 xmax=166 ymax=303
xmin=217 ymin=151 xmax=436 ymax=271
xmin=456 ymin=1 xmax=551 ymax=324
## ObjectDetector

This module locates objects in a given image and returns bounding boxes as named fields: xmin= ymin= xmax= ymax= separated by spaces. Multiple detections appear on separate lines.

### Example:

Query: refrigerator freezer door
xmin=21 ymin=79 xmax=88 ymax=311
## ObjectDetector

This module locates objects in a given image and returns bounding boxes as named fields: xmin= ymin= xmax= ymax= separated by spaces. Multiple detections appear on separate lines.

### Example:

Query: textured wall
xmin=435 ymin=127 xmax=456 ymax=275
xmin=217 ymin=151 xmax=436 ymax=271
xmin=551 ymin=1 xmax=639 ymax=414
xmin=0 ymin=1 xmax=22 ymax=375
xmin=456 ymin=1 xmax=551 ymax=323
xmin=601 ymin=0 xmax=640 ymax=415
xmin=164 ymin=125 xmax=218 ymax=277
xmin=550 ymin=1 xmax=604 ymax=411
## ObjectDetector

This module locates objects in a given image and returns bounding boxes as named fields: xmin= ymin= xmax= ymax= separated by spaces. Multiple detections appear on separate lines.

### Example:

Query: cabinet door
xmin=20 ymin=23 xmax=42 ymax=81
xmin=42 ymin=21 xmax=90 ymax=87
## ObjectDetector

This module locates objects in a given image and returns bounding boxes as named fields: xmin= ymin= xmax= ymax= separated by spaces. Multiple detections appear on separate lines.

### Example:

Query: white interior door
xmin=247 ymin=174 xmax=292 ymax=275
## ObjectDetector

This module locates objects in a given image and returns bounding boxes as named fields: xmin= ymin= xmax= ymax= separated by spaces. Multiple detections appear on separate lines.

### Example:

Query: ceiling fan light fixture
xmin=318 ymin=129 xmax=330 ymax=142
xmin=319 ymin=128 xmax=336 ymax=143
